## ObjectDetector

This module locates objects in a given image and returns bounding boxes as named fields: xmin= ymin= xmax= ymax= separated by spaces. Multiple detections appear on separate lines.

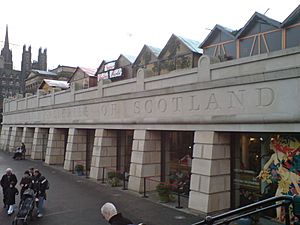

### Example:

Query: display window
xmin=116 ymin=130 xmax=133 ymax=173
xmin=161 ymin=131 xmax=194 ymax=196
xmin=232 ymin=133 xmax=300 ymax=222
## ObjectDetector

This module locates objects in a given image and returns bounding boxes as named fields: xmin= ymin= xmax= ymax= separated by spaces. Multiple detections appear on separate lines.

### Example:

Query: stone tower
xmin=0 ymin=25 xmax=13 ymax=70
xmin=38 ymin=47 xmax=47 ymax=71
xmin=21 ymin=45 xmax=32 ymax=76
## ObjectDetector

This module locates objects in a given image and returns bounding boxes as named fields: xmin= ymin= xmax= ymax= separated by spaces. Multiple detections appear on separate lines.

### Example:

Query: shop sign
xmin=97 ymin=61 xmax=123 ymax=80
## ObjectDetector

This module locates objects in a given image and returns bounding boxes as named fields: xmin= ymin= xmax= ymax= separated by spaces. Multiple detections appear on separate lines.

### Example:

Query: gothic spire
xmin=1 ymin=24 xmax=13 ymax=69
xmin=4 ymin=24 xmax=9 ymax=49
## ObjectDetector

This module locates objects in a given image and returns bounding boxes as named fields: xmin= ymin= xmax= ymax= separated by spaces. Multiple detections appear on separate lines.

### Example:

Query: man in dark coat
xmin=101 ymin=202 xmax=133 ymax=225
xmin=32 ymin=169 xmax=49 ymax=218
xmin=0 ymin=168 xmax=18 ymax=208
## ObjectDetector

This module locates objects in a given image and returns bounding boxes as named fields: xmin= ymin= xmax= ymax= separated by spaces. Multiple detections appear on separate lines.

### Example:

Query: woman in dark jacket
xmin=0 ymin=168 xmax=18 ymax=208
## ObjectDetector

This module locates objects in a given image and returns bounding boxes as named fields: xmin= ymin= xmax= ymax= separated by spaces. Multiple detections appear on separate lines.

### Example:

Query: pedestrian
xmin=21 ymin=142 xmax=26 ymax=159
xmin=6 ymin=181 xmax=19 ymax=215
xmin=20 ymin=170 xmax=32 ymax=200
xmin=101 ymin=202 xmax=133 ymax=225
xmin=29 ymin=167 xmax=35 ymax=177
xmin=0 ymin=168 xmax=18 ymax=209
xmin=32 ymin=169 xmax=49 ymax=218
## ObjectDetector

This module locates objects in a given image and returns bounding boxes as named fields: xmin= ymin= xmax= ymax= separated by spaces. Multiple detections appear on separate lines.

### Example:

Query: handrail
xmin=192 ymin=195 xmax=295 ymax=225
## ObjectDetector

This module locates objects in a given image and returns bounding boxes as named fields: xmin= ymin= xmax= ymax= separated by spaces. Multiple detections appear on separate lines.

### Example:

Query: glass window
xmin=161 ymin=131 xmax=194 ymax=196
xmin=286 ymin=26 xmax=300 ymax=48
xmin=233 ymin=133 xmax=300 ymax=222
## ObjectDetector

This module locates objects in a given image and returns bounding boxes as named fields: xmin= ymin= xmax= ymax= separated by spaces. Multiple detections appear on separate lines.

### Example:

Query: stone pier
xmin=8 ymin=127 xmax=23 ymax=152
xmin=21 ymin=127 xmax=35 ymax=156
xmin=128 ymin=130 xmax=161 ymax=192
xmin=31 ymin=128 xmax=49 ymax=160
xmin=90 ymin=129 xmax=117 ymax=180
xmin=64 ymin=129 xmax=87 ymax=171
xmin=45 ymin=128 xmax=68 ymax=165
xmin=188 ymin=131 xmax=231 ymax=214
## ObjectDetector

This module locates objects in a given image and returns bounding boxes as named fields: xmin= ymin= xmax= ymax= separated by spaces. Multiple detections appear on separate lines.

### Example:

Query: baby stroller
xmin=12 ymin=188 xmax=35 ymax=225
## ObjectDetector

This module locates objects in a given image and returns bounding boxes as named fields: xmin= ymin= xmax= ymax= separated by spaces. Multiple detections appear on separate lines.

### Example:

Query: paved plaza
xmin=0 ymin=151 xmax=200 ymax=225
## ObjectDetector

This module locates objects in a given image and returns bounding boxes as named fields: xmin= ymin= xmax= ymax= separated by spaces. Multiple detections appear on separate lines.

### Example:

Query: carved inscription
xmin=133 ymin=88 xmax=274 ymax=115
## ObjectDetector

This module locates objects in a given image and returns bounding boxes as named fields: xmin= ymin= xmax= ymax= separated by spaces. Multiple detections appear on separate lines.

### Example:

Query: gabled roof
xmin=176 ymin=35 xmax=202 ymax=54
xmin=78 ymin=67 xmax=97 ymax=77
xmin=39 ymin=79 xmax=69 ymax=90
xmin=68 ymin=67 xmax=96 ymax=82
xmin=132 ymin=45 xmax=161 ymax=65
xmin=121 ymin=54 xmax=136 ymax=64
xmin=148 ymin=45 xmax=161 ymax=57
xmin=158 ymin=34 xmax=201 ymax=59
xmin=96 ymin=59 xmax=116 ymax=75
xmin=31 ymin=69 xmax=57 ymax=76
xmin=281 ymin=4 xmax=300 ymax=27
xmin=199 ymin=24 xmax=236 ymax=48
xmin=236 ymin=12 xmax=281 ymax=38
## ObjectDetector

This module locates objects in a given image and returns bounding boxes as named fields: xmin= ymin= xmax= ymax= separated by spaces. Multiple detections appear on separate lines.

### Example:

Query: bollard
xmin=102 ymin=167 xmax=105 ymax=183
xmin=142 ymin=177 xmax=148 ymax=198
xmin=176 ymin=187 xmax=183 ymax=209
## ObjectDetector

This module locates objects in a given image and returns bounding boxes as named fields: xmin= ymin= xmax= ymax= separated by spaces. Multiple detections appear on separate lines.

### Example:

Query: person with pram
xmin=32 ymin=169 xmax=49 ymax=218
xmin=12 ymin=187 xmax=35 ymax=225
xmin=20 ymin=170 xmax=32 ymax=200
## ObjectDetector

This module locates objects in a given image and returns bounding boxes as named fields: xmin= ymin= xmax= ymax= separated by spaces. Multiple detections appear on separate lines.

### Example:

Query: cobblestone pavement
xmin=0 ymin=151 xmax=201 ymax=225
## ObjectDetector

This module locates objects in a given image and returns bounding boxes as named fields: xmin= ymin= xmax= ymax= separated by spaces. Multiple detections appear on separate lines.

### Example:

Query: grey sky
xmin=0 ymin=0 xmax=299 ymax=70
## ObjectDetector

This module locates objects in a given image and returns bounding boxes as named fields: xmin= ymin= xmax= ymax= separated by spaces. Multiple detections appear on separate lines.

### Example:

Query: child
xmin=7 ymin=181 xmax=19 ymax=215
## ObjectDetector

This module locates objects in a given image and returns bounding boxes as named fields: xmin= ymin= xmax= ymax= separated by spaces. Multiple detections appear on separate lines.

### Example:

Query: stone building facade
xmin=1 ymin=5 xmax=300 ymax=218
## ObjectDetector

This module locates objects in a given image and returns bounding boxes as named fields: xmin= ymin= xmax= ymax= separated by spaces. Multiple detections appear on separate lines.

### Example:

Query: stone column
xmin=128 ymin=130 xmax=161 ymax=192
xmin=89 ymin=129 xmax=117 ymax=180
xmin=8 ymin=127 xmax=23 ymax=152
xmin=64 ymin=129 xmax=87 ymax=171
xmin=21 ymin=127 xmax=35 ymax=156
xmin=45 ymin=128 xmax=67 ymax=165
xmin=0 ymin=126 xmax=10 ymax=151
xmin=31 ymin=128 xmax=49 ymax=160
xmin=188 ymin=131 xmax=231 ymax=214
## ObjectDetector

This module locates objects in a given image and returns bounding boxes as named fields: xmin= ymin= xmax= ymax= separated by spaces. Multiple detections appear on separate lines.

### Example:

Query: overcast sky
xmin=0 ymin=0 xmax=299 ymax=71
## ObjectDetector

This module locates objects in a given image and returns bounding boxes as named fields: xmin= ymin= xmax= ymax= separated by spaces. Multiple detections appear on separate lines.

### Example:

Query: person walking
xmin=6 ymin=181 xmax=19 ymax=215
xmin=101 ymin=202 xmax=133 ymax=225
xmin=32 ymin=169 xmax=49 ymax=218
xmin=19 ymin=170 xmax=32 ymax=200
xmin=0 ymin=168 xmax=18 ymax=209
xmin=21 ymin=142 xmax=26 ymax=159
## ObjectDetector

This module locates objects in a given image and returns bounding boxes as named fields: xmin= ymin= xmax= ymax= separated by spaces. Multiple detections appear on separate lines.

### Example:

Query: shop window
xmin=233 ymin=133 xmax=300 ymax=222
xmin=117 ymin=130 xmax=133 ymax=173
xmin=161 ymin=131 xmax=194 ymax=196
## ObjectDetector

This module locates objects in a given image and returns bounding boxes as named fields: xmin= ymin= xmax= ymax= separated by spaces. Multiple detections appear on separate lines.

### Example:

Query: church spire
xmin=1 ymin=24 xmax=13 ymax=70
xmin=4 ymin=25 xmax=9 ymax=49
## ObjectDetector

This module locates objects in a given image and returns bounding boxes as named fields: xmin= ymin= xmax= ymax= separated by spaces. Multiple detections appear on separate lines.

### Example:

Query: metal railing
xmin=142 ymin=176 xmax=190 ymax=209
xmin=192 ymin=195 xmax=300 ymax=225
